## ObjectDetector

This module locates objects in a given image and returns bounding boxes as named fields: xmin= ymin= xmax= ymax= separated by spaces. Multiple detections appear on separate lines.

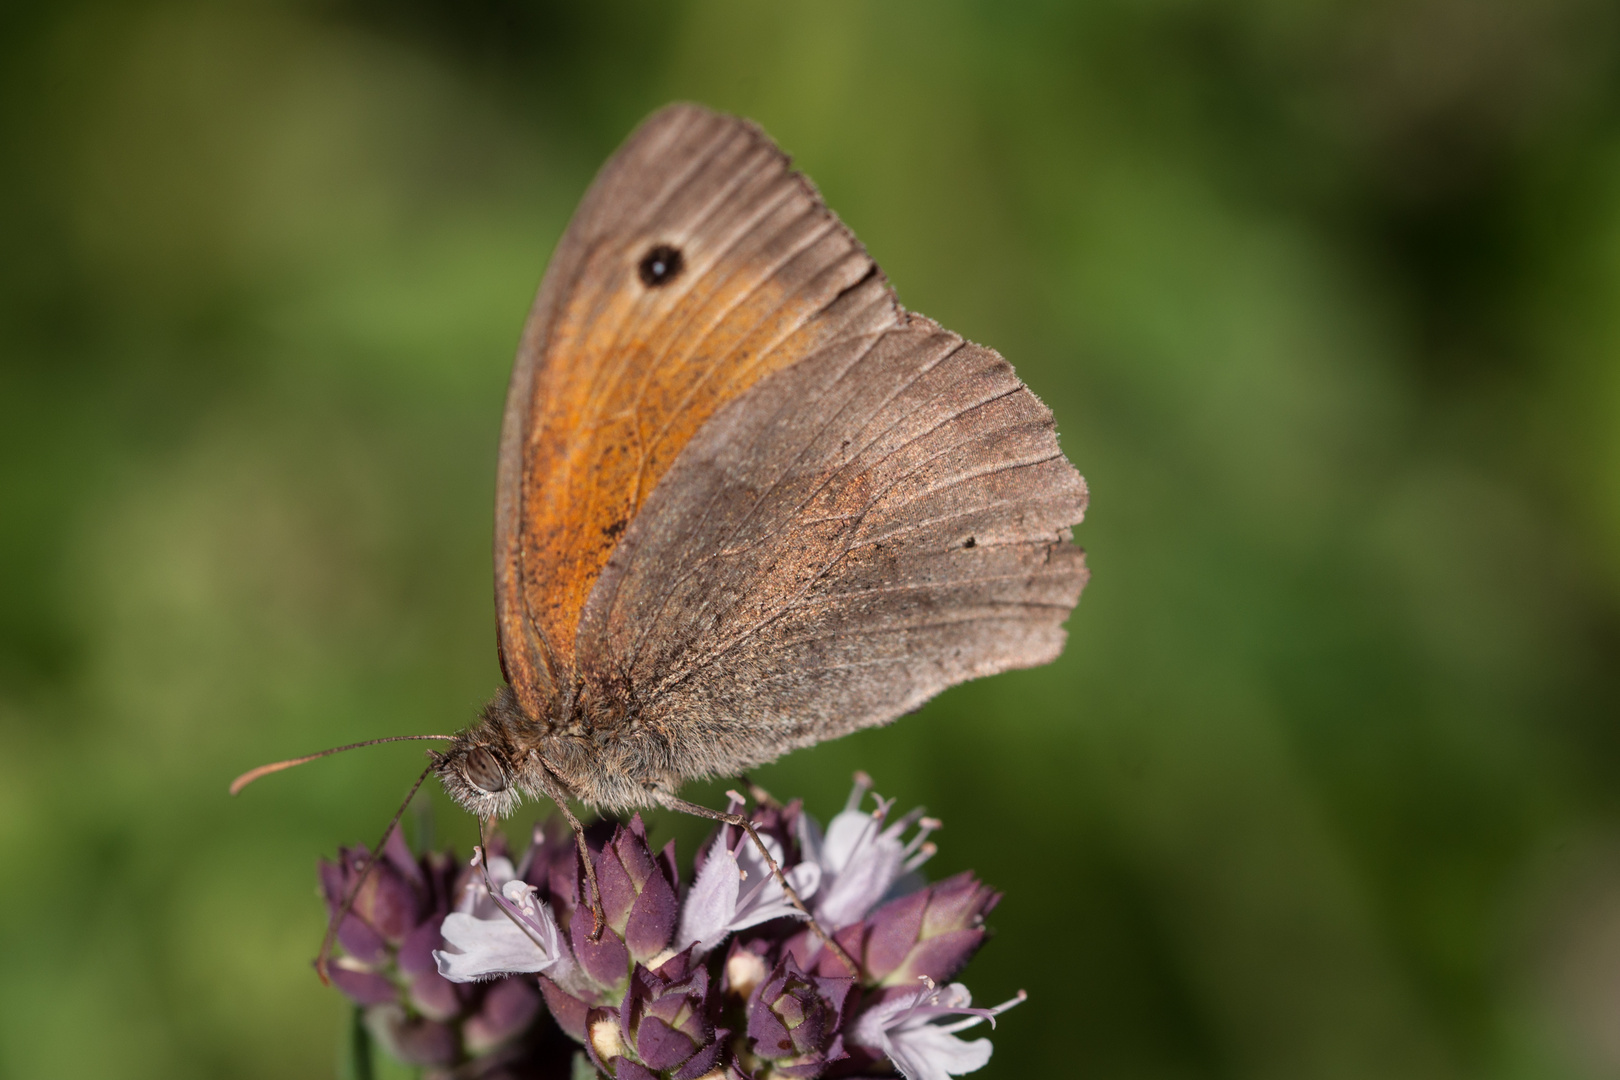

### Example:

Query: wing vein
xmin=647 ymin=449 xmax=1068 ymax=694
xmin=618 ymin=325 xmax=902 ymax=667
xmin=697 ymin=382 xmax=1025 ymax=562
xmin=629 ymin=335 xmax=970 ymax=645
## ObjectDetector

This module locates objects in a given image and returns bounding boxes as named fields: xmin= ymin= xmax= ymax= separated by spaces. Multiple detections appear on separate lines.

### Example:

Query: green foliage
xmin=4 ymin=1 xmax=1620 ymax=1077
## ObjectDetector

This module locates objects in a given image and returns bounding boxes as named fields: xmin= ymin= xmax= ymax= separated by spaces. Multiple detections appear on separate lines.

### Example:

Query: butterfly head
xmin=432 ymin=737 xmax=523 ymax=818
xmin=434 ymin=734 xmax=529 ymax=818
xmin=431 ymin=689 xmax=536 ymax=817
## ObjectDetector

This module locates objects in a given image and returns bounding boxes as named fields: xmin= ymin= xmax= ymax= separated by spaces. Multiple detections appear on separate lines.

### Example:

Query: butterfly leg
xmin=657 ymin=792 xmax=860 ymax=977
xmin=527 ymin=755 xmax=607 ymax=940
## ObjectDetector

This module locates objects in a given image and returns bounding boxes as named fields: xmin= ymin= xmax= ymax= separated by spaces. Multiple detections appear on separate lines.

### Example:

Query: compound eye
xmin=464 ymin=746 xmax=508 ymax=794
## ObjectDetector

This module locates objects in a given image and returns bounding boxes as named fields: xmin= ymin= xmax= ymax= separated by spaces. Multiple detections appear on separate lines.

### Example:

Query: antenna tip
xmin=228 ymin=760 xmax=291 ymax=796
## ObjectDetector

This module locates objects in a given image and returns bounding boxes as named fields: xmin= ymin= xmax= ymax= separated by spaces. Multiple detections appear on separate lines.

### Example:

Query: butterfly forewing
xmin=496 ymin=105 xmax=892 ymax=717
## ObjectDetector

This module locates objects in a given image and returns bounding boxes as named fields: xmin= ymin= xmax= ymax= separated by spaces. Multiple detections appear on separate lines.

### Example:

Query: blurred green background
xmin=5 ymin=1 xmax=1620 ymax=1077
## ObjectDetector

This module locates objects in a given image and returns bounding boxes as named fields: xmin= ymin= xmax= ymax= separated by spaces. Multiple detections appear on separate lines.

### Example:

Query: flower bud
xmin=463 ymin=977 xmax=541 ymax=1056
xmin=601 ymin=815 xmax=681 ymax=963
xmin=539 ymin=974 xmax=593 ymax=1042
xmin=572 ymin=815 xmax=685 ymax=991
xmin=744 ymin=956 xmax=852 ymax=1078
xmin=834 ymin=871 xmax=999 ymax=987
xmin=586 ymin=1006 xmax=648 ymax=1079
xmin=620 ymin=962 xmax=718 ymax=1074
xmin=364 ymin=1003 xmax=458 ymax=1067
xmin=327 ymin=962 xmax=396 ymax=1007
xmin=723 ymin=940 xmax=772 ymax=1001
xmin=572 ymin=904 xmax=634 ymax=992
xmin=320 ymin=828 xmax=460 ymax=1010
xmin=395 ymin=923 xmax=457 ymax=1021
xmin=319 ymin=833 xmax=421 ymax=962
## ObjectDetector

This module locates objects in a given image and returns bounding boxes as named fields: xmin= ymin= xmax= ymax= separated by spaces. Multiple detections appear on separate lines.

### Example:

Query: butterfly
xmin=235 ymin=102 xmax=1088 ymax=967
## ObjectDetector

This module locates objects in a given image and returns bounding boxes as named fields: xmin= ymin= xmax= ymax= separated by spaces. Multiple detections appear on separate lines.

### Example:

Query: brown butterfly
xmin=235 ymin=102 xmax=1087 ymax=969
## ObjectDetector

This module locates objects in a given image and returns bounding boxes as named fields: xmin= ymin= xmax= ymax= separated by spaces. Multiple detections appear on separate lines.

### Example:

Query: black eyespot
xmin=464 ymin=746 xmax=508 ymax=794
xmin=638 ymin=244 xmax=684 ymax=287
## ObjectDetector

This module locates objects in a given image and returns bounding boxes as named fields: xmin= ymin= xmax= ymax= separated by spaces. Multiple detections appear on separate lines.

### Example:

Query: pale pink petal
xmin=886 ymin=1025 xmax=993 ymax=1080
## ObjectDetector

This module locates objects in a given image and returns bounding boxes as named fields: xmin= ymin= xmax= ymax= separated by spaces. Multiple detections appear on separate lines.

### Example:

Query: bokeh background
xmin=5 ymin=1 xmax=1620 ymax=1077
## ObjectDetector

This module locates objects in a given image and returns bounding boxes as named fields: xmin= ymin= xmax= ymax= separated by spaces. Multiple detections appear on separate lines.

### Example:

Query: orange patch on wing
xmin=516 ymin=248 xmax=832 ymax=678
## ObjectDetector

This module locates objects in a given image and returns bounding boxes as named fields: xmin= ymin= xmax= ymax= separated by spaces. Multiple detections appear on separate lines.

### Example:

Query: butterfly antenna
xmin=314 ymin=763 xmax=435 ymax=985
xmin=229 ymin=735 xmax=454 ymax=796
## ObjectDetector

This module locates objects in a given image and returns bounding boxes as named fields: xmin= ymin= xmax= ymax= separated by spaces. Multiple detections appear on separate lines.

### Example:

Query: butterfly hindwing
xmin=576 ymin=313 xmax=1088 ymax=780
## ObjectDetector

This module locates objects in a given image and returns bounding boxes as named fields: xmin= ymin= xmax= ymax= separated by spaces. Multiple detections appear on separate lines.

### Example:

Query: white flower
xmin=433 ymin=849 xmax=571 ymax=983
xmin=675 ymin=810 xmax=821 ymax=955
xmin=453 ymin=852 xmax=517 ymax=918
xmin=850 ymin=979 xmax=1024 ymax=1080
xmin=798 ymin=773 xmax=939 ymax=929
